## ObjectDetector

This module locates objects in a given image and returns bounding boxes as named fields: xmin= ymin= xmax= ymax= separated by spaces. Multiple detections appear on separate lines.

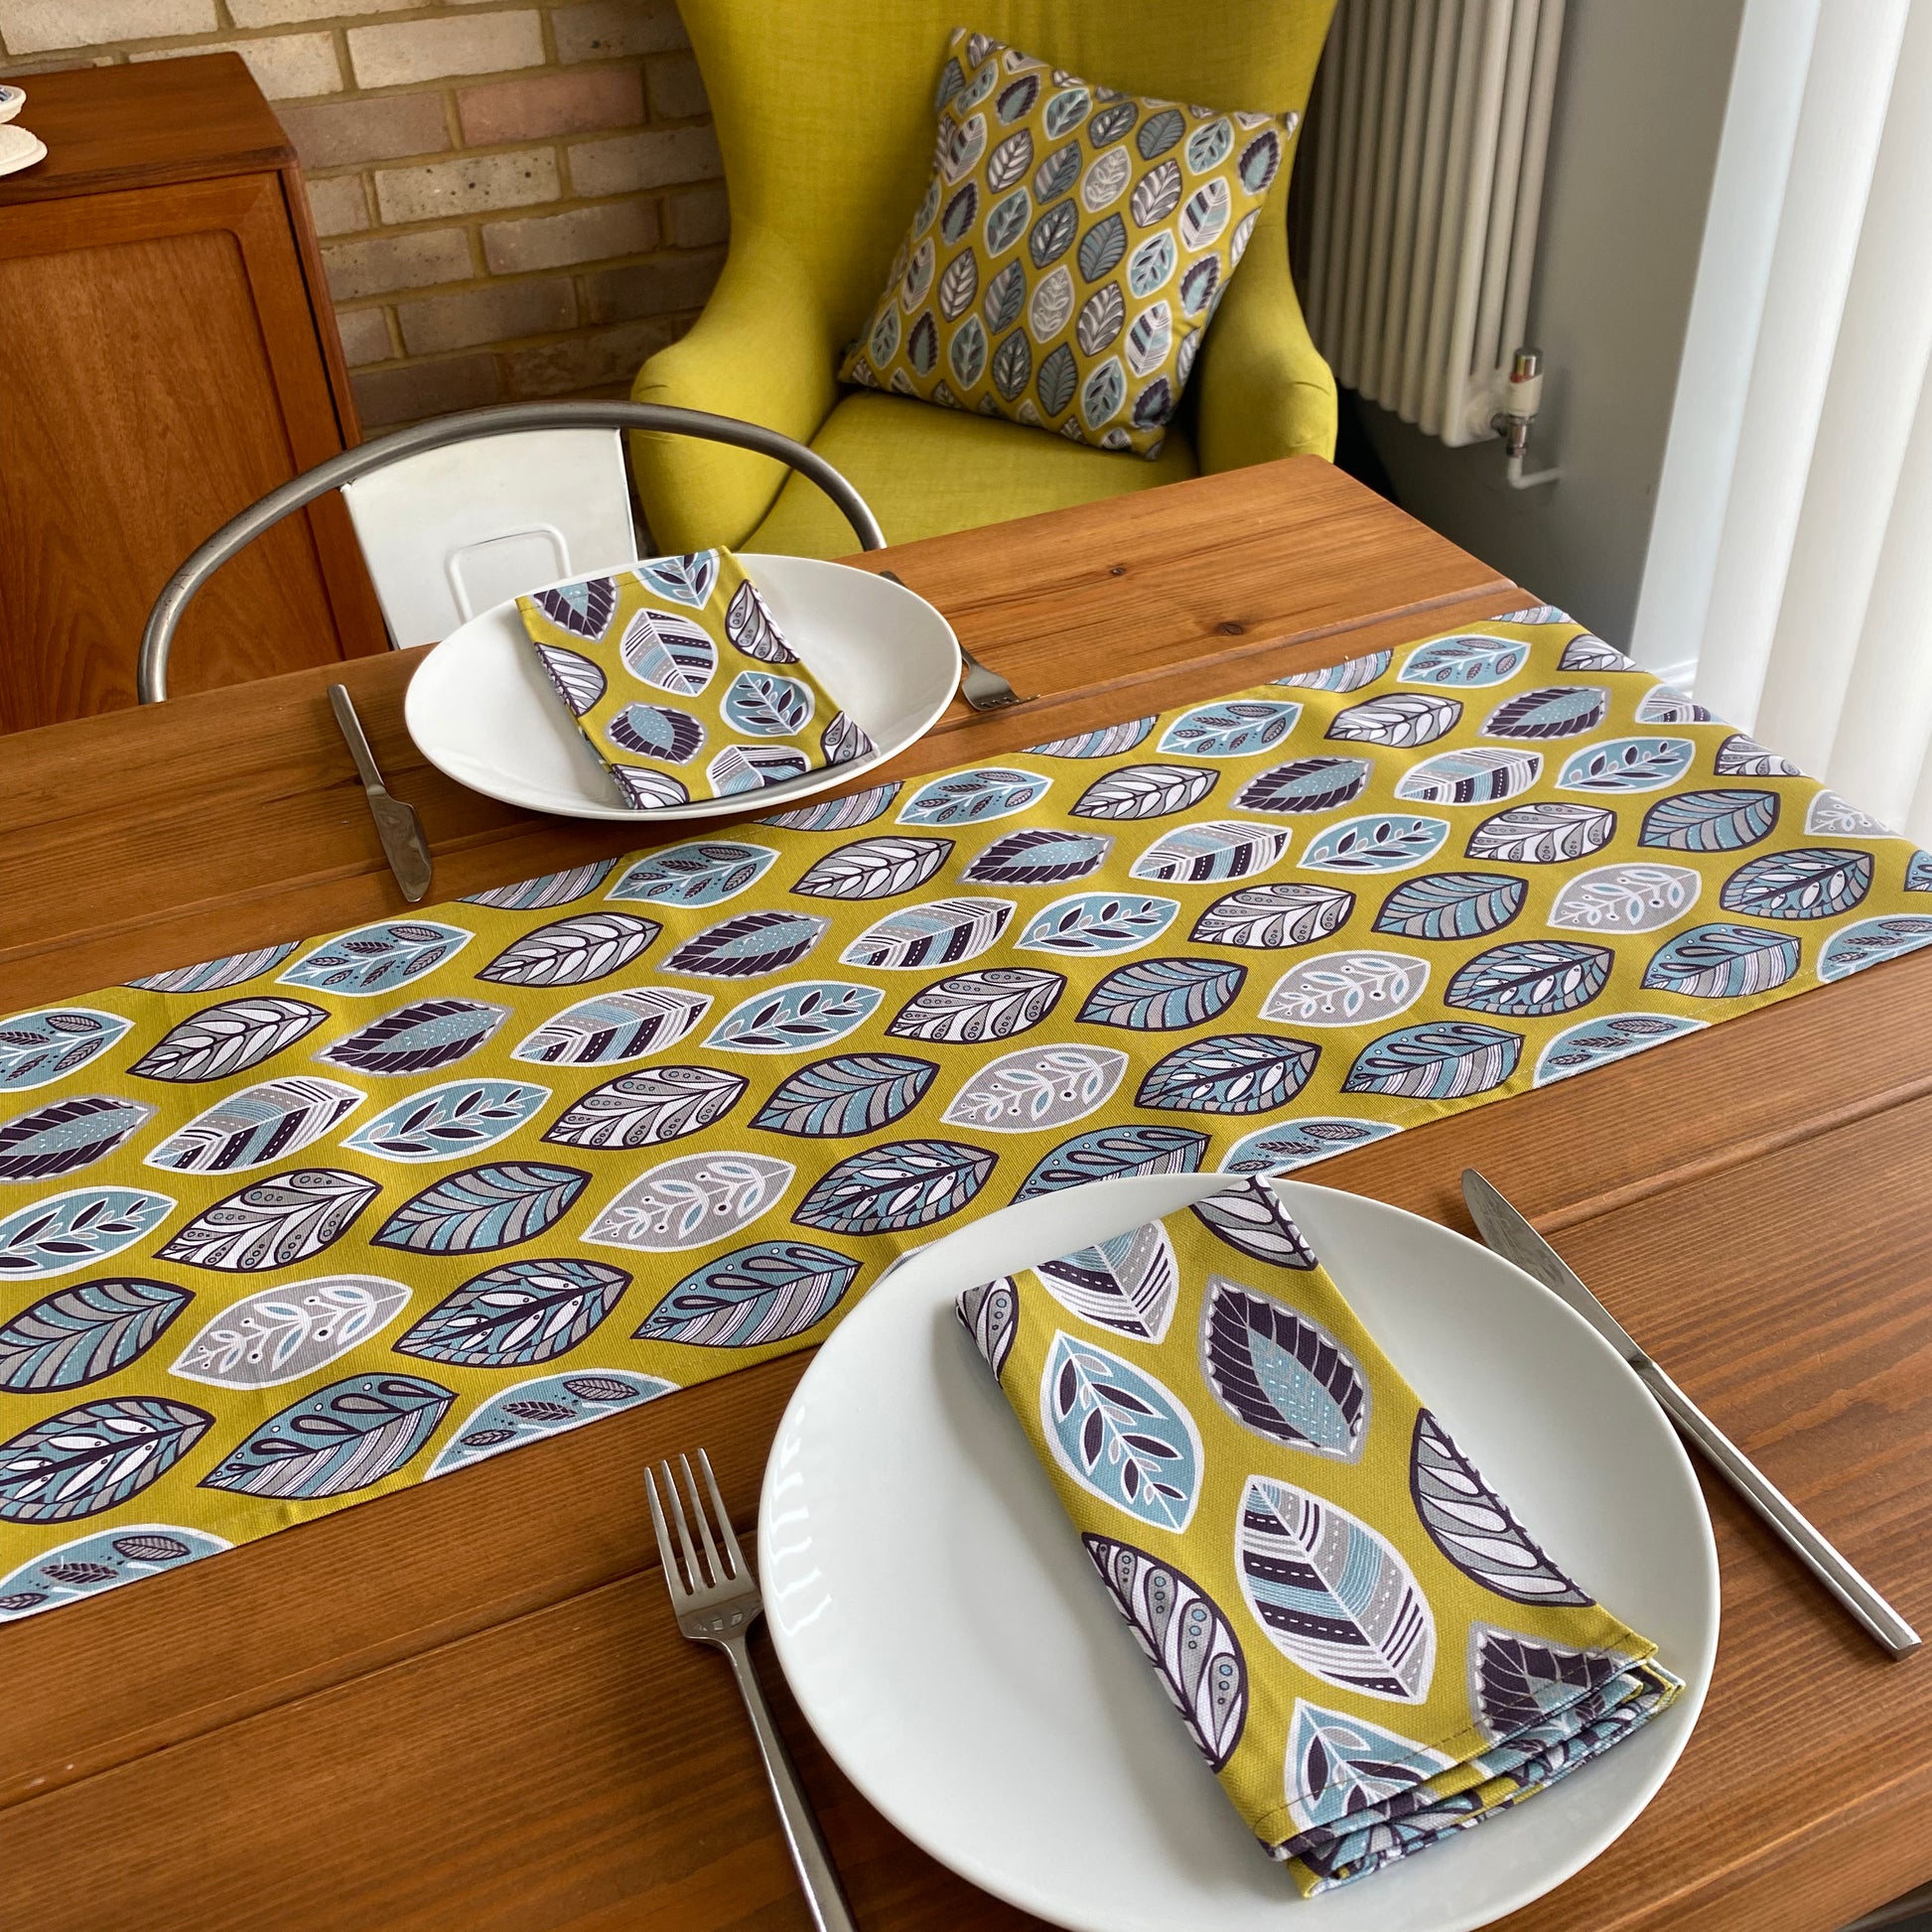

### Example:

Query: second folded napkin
xmin=517 ymin=548 xmax=876 ymax=808
xmin=957 ymin=1177 xmax=1682 ymax=1892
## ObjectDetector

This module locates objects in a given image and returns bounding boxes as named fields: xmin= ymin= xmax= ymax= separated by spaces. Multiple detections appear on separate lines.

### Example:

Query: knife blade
xmin=1461 ymin=1170 xmax=1919 ymax=1658
xmin=329 ymin=684 xmax=433 ymax=904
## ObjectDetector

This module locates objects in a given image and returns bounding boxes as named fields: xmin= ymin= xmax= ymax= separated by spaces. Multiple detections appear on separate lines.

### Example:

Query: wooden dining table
xmin=2 ymin=454 xmax=1928 ymax=1932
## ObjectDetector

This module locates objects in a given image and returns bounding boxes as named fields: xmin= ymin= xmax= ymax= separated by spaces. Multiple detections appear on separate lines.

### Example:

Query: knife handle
xmin=1642 ymin=1362 xmax=1920 ymax=1657
xmin=329 ymin=684 xmax=387 ymax=796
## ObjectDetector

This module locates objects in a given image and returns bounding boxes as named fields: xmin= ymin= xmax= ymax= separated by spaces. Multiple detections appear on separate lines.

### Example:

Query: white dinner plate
xmin=404 ymin=554 xmax=959 ymax=821
xmin=0 ymin=85 xmax=26 ymax=126
xmin=759 ymin=1174 xmax=1718 ymax=1932
xmin=0 ymin=124 xmax=45 ymax=176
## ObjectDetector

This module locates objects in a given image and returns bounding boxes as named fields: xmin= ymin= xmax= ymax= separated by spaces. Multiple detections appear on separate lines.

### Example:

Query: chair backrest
xmin=341 ymin=427 xmax=638 ymax=650
xmin=138 ymin=401 xmax=885 ymax=701
xmin=681 ymin=0 xmax=1334 ymax=350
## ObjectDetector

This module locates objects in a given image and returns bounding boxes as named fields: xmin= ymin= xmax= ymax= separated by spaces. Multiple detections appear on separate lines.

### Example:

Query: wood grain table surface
xmin=2 ymin=457 xmax=1927 ymax=1932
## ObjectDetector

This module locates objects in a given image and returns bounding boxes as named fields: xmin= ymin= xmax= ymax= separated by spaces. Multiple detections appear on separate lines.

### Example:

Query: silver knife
xmin=329 ymin=684 xmax=433 ymax=904
xmin=1461 ymin=1169 xmax=1920 ymax=1659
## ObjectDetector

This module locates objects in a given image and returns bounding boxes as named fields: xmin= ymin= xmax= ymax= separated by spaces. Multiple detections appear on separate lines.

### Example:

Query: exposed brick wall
xmin=0 ymin=2 xmax=728 ymax=427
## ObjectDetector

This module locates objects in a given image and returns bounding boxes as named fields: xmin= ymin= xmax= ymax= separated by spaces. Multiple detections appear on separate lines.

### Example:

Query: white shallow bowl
xmin=0 ymin=84 xmax=25 ymax=126
xmin=404 ymin=554 xmax=959 ymax=822
xmin=759 ymin=1174 xmax=1718 ymax=1932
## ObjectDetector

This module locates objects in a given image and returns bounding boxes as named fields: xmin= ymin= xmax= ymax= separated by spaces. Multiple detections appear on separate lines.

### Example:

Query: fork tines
xmin=645 ymin=1448 xmax=746 ymax=1601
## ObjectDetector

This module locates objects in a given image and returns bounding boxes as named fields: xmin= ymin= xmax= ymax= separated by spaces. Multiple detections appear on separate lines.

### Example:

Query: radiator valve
xmin=1491 ymin=347 xmax=1560 ymax=488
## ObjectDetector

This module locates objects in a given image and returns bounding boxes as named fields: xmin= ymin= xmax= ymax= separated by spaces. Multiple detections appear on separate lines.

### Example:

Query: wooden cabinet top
xmin=0 ymin=54 xmax=293 ymax=206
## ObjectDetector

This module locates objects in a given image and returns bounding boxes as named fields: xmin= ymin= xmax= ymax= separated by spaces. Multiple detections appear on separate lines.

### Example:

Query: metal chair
xmin=137 ymin=401 xmax=887 ymax=704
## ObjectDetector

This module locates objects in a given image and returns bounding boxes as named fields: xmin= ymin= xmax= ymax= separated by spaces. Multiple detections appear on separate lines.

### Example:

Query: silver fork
xmin=877 ymin=568 xmax=1032 ymax=709
xmin=645 ymin=1450 xmax=858 ymax=1932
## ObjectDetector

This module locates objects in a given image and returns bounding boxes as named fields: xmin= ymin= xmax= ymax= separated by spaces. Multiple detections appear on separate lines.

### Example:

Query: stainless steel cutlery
xmin=328 ymin=683 xmax=433 ymax=904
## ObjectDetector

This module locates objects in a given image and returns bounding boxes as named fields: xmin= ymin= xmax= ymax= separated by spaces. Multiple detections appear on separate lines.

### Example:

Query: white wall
xmin=1355 ymin=0 xmax=1745 ymax=665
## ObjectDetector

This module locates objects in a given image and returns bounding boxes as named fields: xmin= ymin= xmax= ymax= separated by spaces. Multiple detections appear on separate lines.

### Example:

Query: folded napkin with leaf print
xmin=957 ymin=1176 xmax=1682 ymax=1892
xmin=517 ymin=548 xmax=876 ymax=809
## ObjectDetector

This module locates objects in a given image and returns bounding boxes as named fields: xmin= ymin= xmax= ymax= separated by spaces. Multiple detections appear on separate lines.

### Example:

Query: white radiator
xmin=1302 ymin=0 xmax=1567 ymax=448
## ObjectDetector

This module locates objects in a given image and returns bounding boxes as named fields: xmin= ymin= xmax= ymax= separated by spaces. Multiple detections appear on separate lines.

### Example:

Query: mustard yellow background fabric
xmin=839 ymin=29 xmax=1295 ymax=458
xmin=517 ymin=549 xmax=874 ymax=808
xmin=0 ymin=608 xmax=1926 ymax=1626
xmin=626 ymin=0 xmax=1339 ymax=557
xmin=957 ymin=1179 xmax=1682 ymax=1891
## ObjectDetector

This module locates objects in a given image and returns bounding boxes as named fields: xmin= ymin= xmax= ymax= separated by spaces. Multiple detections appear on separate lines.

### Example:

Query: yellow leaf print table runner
xmin=1 ymin=607 xmax=1927 ymax=1622
xmin=957 ymin=1178 xmax=1683 ymax=1892
xmin=517 ymin=548 xmax=876 ymax=808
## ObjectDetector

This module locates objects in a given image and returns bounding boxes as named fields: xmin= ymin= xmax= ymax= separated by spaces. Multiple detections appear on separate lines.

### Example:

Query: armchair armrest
xmin=1193 ymin=206 xmax=1338 ymax=476
xmin=628 ymin=226 xmax=843 ymax=551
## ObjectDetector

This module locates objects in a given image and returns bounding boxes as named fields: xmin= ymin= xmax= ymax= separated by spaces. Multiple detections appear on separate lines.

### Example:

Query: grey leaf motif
xmin=1465 ymin=801 xmax=1616 ymax=865
xmin=886 ymin=968 xmax=1064 ymax=1042
xmin=510 ymin=988 xmax=711 ymax=1067
xmin=582 ymin=1152 xmax=794 ymax=1252
xmin=145 ymin=1078 xmax=363 ymax=1174
xmin=1190 ymin=883 xmax=1355 ymax=950
xmin=941 ymin=1044 xmax=1128 ymax=1133
xmin=130 ymin=998 xmax=328 ymax=1082
xmin=1261 ymin=952 xmax=1428 ymax=1028
xmin=724 ymin=577 xmax=794 ymax=661
xmin=1027 ymin=262 xmax=1073 ymax=342
xmin=0 ymin=1279 xmax=192 ymax=1392
xmin=1547 ymin=864 xmax=1701 ymax=933
xmin=1069 ymin=764 xmax=1217 ymax=821
xmin=169 ymin=1275 xmax=411 ymax=1388
xmin=0 ymin=1096 xmax=155 ymax=1184
xmin=463 ymin=861 xmax=617 ymax=910
xmin=1130 ymin=157 xmax=1180 ymax=226
xmin=1035 ymin=1218 xmax=1175 ymax=1340
xmin=791 ymin=836 xmax=953 ymax=901
xmin=1190 ymin=1179 xmax=1318 ymax=1271
xmin=155 ymin=1170 xmax=380 ymax=1271
xmin=1411 ymin=1410 xmax=1591 ymax=1604
xmin=1327 ymin=692 xmax=1462 ymax=749
xmin=1201 ymin=1274 xmax=1368 ymax=1458
xmin=542 ymin=1065 xmax=747 ymax=1150
xmin=475 ymin=913 xmax=660 ymax=987
xmin=957 ymin=1275 xmax=1019 ymax=1379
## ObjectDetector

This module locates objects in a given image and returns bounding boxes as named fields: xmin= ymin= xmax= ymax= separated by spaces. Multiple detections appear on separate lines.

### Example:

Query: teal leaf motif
xmin=341 ymin=1079 xmax=550 ymax=1162
xmin=511 ymin=988 xmax=710 ymax=1066
xmin=1137 ymin=1035 xmax=1318 ymax=1114
xmin=998 ymin=74 xmax=1039 ymax=124
xmin=0 ymin=1279 xmax=191 ymax=1391
xmin=1327 ymin=692 xmax=1461 ymax=748
xmin=1446 ymin=941 xmax=1613 ymax=1018
xmin=1373 ymin=872 xmax=1526 ymax=941
xmin=791 ymin=1139 xmax=993 ymax=1234
xmin=281 ymin=921 xmax=473 ymax=998
xmin=1137 ymin=106 xmax=1184 ymax=159
xmin=1157 ymin=700 xmax=1302 ymax=758
xmin=1202 ymin=1273 xmax=1369 ymax=1458
xmin=1466 ymin=801 xmax=1616 ymax=864
xmin=131 ymin=998 xmax=327 ymax=1083
xmin=1191 ymin=882 xmax=1355 ymax=949
xmin=759 ymin=783 xmax=897 ymax=832
xmin=1016 ymin=1123 xmax=1209 ymax=1198
xmin=1261 ymin=951 xmax=1429 ymax=1028
xmin=663 ymin=911 xmax=829 ymax=978
xmin=0 ymin=1526 xmax=225 ymax=1622
xmin=0 ymin=1009 xmax=131 ymax=1093
xmin=897 ymin=766 xmax=1049 ymax=825
xmin=1082 ymin=1536 xmax=1248 ymax=1770
xmin=620 ymin=607 xmax=715 ymax=694
xmin=636 ymin=1240 xmax=859 ymax=1346
xmin=963 ymin=829 xmax=1112 ymax=885
xmin=751 ymin=1053 xmax=936 ymax=1138
xmin=320 ymin=999 xmax=506 ymax=1077
xmin=1125 ymin=300 xmax=1172 ymax=376
xmin=0 ymin=1397 xmax=211 ymax=1523
xmin=1043 ymin=85 xmax=1089 ymax=140
xmin=1233 ymin=757 xmax=1372 ymax=814
xmin=198 ymin=1375 xmax=451 ymax=1500
xmin=370 ymin=1163 xmax=588 ymax=1255
xmin=721 ymin=669 xmax=813 ymax=738
xmin=1070 ymin=763 xmax=1218 ymax=822
xmin=1905 ymin=851 xmax=1932 ymax=891
xmin=635 ymin=551 xmax=717 ymax=608
xmin=1088 ymin=99 xmax=1138 ymax=147
xmin=983 ymin=259 xmax=1026 ymax=335
xmin=1080 ymin=354 xmax=1126 ymax=426
xmin=1190 ymin=1181 xmax=1318 ymax=1269
xmin=842 ymin=897 xmax=1013 ymax=970
xmin=1275 ymin=650 xmax=1392 ymax=694
xmin=1237 ymin=1477 xmax=1436 ymax=1700
xmin=1642 ymin=923 xmax=1800 ymax=998
xmin=1533 ymin=1011 xmax=1706 ymax=1084
xmin=1411 ymin=1410 xmax=1591 ymax=1603
xmin=1556 ymin=738 xmax=1697 ymax=793
xmin=1239 ymin=128 xmax=1282 ymax=193
xmin=940 ymin=181 xmax=978 ymax=246
xmin=1398 ymin=633 xmax=1531 ymax=687
xmin=1286 ymin=1701 xmax=1447 ymax=1837
xmin=1035 ymin=340 xmax=1079 ymax=413
xmin=1395 ymin=748 xmax=1543 ymax=806
xmin=1483 ymin=685 xmax=1608 ymax=740
xmin=1041 ymin=1331 xmax=1200 ymax=1531
xmin=1178 ymin=255 xmax=1219 ymax=318
xmin=606 ymin=703 xmax=700 ymax=761
xmin=125 ymin=944 xmax=298 ymax=994
xmin=463 ymin=861 xmax=616 ymax=910
xmin=886 ymin=967 xmax=1064 ymax=1042
xmin=706 ymin=982 xmax=882 ymax=1052
xmin=394 ymin=1258 xmax=628 ymax=1368
xmin=983 ymin=190 xmax=1029 ymax=259
xmin=1017 ymin=892 xmax=1177 ymax=954
xmin=1817 ymin=914 xmax=1932 ymax=982
xmin=608 ymin=841 xmax=778 ymax=906
xmin=475 ymin=912 xmax=659 ymax=987
xmin=145 ymin=1078 xmax=362 ymax=1174
xmin=1303 ymin=814 xmax=1450 ymax=874
xmin=791 ymin=836 xmax=953 ymax=900
xmin=0 ymin=1187 xmax=175 ymax=1280
xmin=1638 ymin=788 xmax=1780 ymax=852
xmin=1073 ymin=285 xmax=1123 ymax=357
xmin=1024 ymin=716 xmax=1155 ymax=758
xmin=1077 ymin=209 xmax=1127 ymax=281
xmin=1719 ymin=847 xmax=1872 ymax=920
xmin=1029 ymin=200 xmax=1078 ymax=270
xmin=541 ymin=1065 xmax=746 ymax=1149
xmin=1178 ymin=180 xmax=1231 ymax=249
xmin=167 ymin=1275 xmax=410 ymax=1388
xmin=1034 ymin=1219 xmax=1175 ymax=1338
xmin=1077 ymin=957 xmax=1246 ymax=1031
xmin=1343 ymin=1022 xmax=1522 ymax=1099
xmin=425 ymin=1370 xmax=674 ymax=1478
xmin=1126 ymin=231 xmax=1174 ymax=298
xmin=1185 ymin=116 xmax=1232 ymax=170
xmin=0 ymin=1096 xmax=153 ymax=1183
xmin=1130 ymin=821 xmax=1291 ymax=885
xmin=155 ymin=1169 xmax=378 ymax=1270
xmin=1221 ymin=1117 xmax=1401 ymax=1173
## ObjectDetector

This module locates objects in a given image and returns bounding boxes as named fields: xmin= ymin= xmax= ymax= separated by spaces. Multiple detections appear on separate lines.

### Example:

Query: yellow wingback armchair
xmin=629 ymin=1 xmax=1339 ymax=558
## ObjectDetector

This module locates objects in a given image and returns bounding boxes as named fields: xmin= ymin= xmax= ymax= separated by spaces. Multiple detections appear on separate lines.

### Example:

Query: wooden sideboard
xmin=0 ymin=55 xmax=386 ymax=732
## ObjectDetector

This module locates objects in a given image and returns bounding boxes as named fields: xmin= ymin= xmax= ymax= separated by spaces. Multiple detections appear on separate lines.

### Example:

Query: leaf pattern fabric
xmin=840 ymin=29 xmax=1297 ymax=456
xmin=0 ymin=608 xmax=1924 ymax=1624
xmin=517 ymin=550 xmax=875 ymax=809
xmin=956 ymin=1178 xmax=1683 ymax=1891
